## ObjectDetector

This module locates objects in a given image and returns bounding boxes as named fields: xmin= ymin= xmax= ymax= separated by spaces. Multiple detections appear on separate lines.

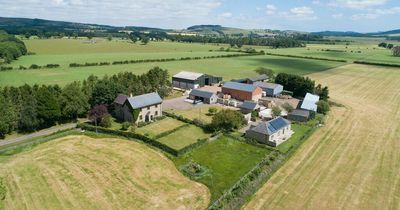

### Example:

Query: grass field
xmin=157 ymin=125 xmax=210 ymax=150
xmin=165 ymin=105 xmax=225 ymax=124
xmin=0 ymin=135 xmax=210 ymax=209
xmin=0 ymin=39 xmax=344 ymax=86
xmin=277 ymin=122 xmax=316 ymax=154
xmin=245 ymin=64 xmax=400 ymax=209
xmin=173 ymin=135 xmax=271 ymax=202
xmin=266 ymin=42 xmax=400 ymax=64
xmin=134 ymin=117 xmax=186 ymax=138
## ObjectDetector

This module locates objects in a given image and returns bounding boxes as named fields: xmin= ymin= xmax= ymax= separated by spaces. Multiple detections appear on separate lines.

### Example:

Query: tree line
xmin=0 ymin=67 xmax=172 ymax=138
xmin=275 ymin=73 xmax=329 ymax=100
xmin=0 ymin=30 xmax=27 ymax=63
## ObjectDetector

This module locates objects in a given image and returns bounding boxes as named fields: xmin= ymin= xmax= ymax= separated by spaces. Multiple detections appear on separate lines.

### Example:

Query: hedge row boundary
xmin=353 ymin=60 xmax=400 ymax=68
xmin=68 ymin=52 xmax=265 ymax=68
xmin=78 ymin=123 xmax=209 ymax=156
xmin=154 ymin=124 xmax=189 ymax=139
xmin=265 ymin=52 xmax=348 ymax=63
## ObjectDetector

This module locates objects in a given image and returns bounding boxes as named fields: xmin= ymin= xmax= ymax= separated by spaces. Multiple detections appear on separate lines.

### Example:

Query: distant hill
xmin=312 ymin=29 xmax=400 ymax=37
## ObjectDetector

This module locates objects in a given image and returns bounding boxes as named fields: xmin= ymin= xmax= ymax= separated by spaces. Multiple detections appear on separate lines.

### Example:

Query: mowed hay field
xmin=0 ymin=135 xmax=209 ymax=209
xmin=0 ymin=38 xmax=343 ymax=86
xmin=245 ymin=64 xmax=400 ymax=209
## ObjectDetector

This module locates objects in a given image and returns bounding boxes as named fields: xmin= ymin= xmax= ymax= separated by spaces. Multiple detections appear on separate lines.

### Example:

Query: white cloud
xmin=0 ymin=0 xmax=222 ymax=28
xmin=281 ymin=6 xmax=317 ymax=20
xmin=257 ymin=4 xmax=277 ymax=15
xmin=332 ymin=13 xmax=344 ymax=19
xmin=329 ymin=0 xmax=387 ymax=9
xmin=351 ymin=13 xmax=379 ymax=19
xmin=218 ymin=12 xmax=232 ymax=18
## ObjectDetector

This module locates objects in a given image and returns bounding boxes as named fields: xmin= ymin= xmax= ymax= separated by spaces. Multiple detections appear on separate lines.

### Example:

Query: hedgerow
xmin=265 ymin=52 xmax=348 ymax=62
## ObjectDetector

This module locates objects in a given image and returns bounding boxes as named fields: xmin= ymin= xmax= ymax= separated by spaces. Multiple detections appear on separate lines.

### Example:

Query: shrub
xmin=272 ymin=106 xmax=282 ymax=117
xmin=317 ymin=100 xmax=330 ymax=115
xmin=208 ymin=107 xmax=218 ymax=115
xmin=211 ymin=109 xmax=245 ymax=131
xmin=121 ymin=122 xmax=130 ymax=130
xmin=99 ymin=115 xmax=112 ymax=128
xmin=181 ymin=161 xmax=207 ymax=177
xmin=281 ymin=102 xmax=294 ymax=113
xmin=29 ymin=64 xmax=40 ymax=69
xmin=0 ymin=177 xmax=6 ymax=201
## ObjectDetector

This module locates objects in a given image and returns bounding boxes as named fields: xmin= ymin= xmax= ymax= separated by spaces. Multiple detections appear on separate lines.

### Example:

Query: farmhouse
xmin=246 ymin=117 xmax=293 ymax=147
xmin=253 ymin=82 xmax=283 ymax=97
xmin=222 ymin=82 xmax=262 ymax=102
xmin=240 ymin=101 xmax=260 ymax=114
xmin=189 ymin=89 xmax=218 ymax=104
xmin=288 ymin=109 xmax=311 ymax=122
xmin=234 ymin=74 xmax=269 ymax=84
xmin=115 ymin=92 xmax=163 ymax=123
xmin=172 ymin=71 xmax=222 ymax=90
xmin=301 ymin=93 xmax=320 ymax=112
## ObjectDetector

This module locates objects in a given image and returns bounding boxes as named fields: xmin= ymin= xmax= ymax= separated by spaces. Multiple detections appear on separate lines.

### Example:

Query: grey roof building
xmin=126 ymin=92 xmax=163 ymax=109
xmin=300 ymin=93 xmax=320 ymax=112
xmin=240 ymin=101 xmax=259 ymax=114
xmin=114 ymin=94 xmax=128 ymax=105
xmin=172 ymin=71 xmax=222 ymax=90
xmin=253 ymin=82 xmax=284 ymax=97
xmin=223 ymin=82 xmax=258 ymax=92
xmin=288 ymin=109 xmax=311 ymax=122
xmin=234 ymin=74 xmax=269 ymax=84
xmin=189 ymin=89 xmax=217 ymax=104
xmin=246 ymin=117 xmax=293 ymax=146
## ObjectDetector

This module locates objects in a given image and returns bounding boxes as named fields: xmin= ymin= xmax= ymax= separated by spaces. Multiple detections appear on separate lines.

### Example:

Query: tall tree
xmin=393 ymin=46 xmax=400 ymax=57
xmin=0 ymin=94 xmax=17 ymax=138
xmin=18 ymin=94 xmax=40 ymax=132
xmin=60 ymin=82 xmax=90 ymax=120
xmin=36 ymin=86 xmax=61 ymax=127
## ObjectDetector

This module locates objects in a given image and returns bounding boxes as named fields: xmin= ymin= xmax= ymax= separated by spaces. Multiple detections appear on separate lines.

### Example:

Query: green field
xmin=173 ymin=135 xmax=271 ymax=201
xmin=277 ymin=122 xmax=315 ymax=154
xmin=0 ymin=38 xmax=344 ymax=86
xmin=157 ymin=125 xmax=210 ymax=150
xmin=135 ymin=117 xmax=186 ymax=138
xmin=165 ymin=105 xmax=225 ymax=124
xmin=265 ymin=39 xmax=400 ymax=64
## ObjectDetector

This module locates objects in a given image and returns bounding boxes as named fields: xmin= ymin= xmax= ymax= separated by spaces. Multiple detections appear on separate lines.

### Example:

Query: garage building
xmin=189 ymin=89 xmax=218 ymax=104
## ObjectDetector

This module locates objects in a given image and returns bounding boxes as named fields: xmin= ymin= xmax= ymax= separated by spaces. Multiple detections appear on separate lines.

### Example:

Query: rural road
xmin=0 ymin=123 xmax=77 ymax=147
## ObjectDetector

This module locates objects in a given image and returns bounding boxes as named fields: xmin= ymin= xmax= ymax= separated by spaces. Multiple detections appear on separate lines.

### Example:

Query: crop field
xmin=173 ymin=135 xmax=271 ymax=202
xmin=245 ymin=64 xmax=400 ymax=209
xmin=156 ymin=125 xmax=211 ymax=150
xmin=0 ymin=135 xmax=210 ymax=209
xmin=0 ymin=39 xmax=344 ymax=86
xmin=134 ymin=117 xmax=186 ymax=138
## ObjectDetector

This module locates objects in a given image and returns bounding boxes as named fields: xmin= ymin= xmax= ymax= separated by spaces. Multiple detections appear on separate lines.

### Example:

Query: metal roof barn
xmin=301 ymin=93 xmax=320 ymax=112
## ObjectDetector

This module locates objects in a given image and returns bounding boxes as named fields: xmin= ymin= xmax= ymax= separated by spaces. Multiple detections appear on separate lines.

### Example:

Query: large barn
xmin=172 ymin=71 xmax=222 ymax=90
xmin=222 ymin=82 xmax=262 ymax=102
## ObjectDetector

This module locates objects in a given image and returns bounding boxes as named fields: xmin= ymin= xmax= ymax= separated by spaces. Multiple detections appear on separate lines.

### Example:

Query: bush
xmin=317 ymin=100 xmax=330 ymax=115
xmin=282 ymin=102 xmax=294 ymax=113
xmin=208 ymin=107 xmax=218 ymax=115
xmin=181 ymin=161 xmax=207 ymax=177
xmin=121 ymin=122 xmax=130 ymax=130
xmin=29 ymin=64 xmax=40 ymax=69
xmin=211 ymin=109 xmax=245 ymax=131
xmin=0 ymin=177 xmax=6 ymax=201
xmin=99 ymin=115 xmax=112 ymax=128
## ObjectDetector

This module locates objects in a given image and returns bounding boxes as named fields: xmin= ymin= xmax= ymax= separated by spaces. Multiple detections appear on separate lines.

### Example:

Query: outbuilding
xmin=288 ymin=109 xmax=311 ymax=122
xmin=240 ymin=100 xmax=260 ymax=114
xmin=253 ymin=82 xmax=283 ymax=97
xmin=189 ymin=89 xmax=218 ymax=104
xmin=300 ymin=93 xmax=320 ymax=112
xmin=172 ymin=71 xmax=222 ymax=90
xmin=222 ymin=82 xmax=262 ymax=102
xmin=234 ymin=74 xmax=269 ymax=84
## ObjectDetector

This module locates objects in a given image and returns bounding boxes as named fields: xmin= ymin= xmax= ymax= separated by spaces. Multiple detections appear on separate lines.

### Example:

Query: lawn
xmin=157 ymin=125 xmax=210 ymax=150
xmin=0 ymin=38 xmax=344 ymax=87
xmin=134 ymin=117 xmax=186 ymax=138
xmin=173 ymin=135 xmax=271 ymax=201
xmin=165 ymin=105 xmax=225 ymax=124
xmin=277 ymin=122 xmax=315 ymax=154
xmin=0 ymin=135 xmax=210 ymax=209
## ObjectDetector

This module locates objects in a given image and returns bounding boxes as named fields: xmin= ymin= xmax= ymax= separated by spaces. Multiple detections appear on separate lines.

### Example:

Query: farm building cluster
xmin=112 ymin=70 xmax=321 ymax=147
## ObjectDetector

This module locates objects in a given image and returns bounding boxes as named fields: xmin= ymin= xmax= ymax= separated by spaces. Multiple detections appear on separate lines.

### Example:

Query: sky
xmin=0 ymin=0 xmax=399 ymax=32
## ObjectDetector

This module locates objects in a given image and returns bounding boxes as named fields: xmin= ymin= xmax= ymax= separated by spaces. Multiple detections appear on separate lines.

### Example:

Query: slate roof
xmin=240 ymin=101 xmax=258 ymax=110
xmin=126 ymin=92 xmax=162 ymax=109
xmin=223 ymin=82 xmax=258 ymax=92
xmin=114 ymin=94 xmax=128 ymax=105
xmin=250 ymin=117 xmax=290 ymax=135
xmin=301 ymin=93 xmax=320 ymax=112
xmin=189 ymin=89 xmax=215 ymax=99
xmin=253 ymin=82 xmax=283 ymax=90
xmin=289 ymin=109 xmax=310 ymax=118
xmin=173 ymin=71 xmax=204 ymax=81
xmin=248 ymin=74 xmax=269 ymax=82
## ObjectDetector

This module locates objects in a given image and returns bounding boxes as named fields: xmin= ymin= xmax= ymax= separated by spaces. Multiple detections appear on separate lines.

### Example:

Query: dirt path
xmin=0 ymin=123 xmax=77 ymax=148
xmin=244 ymin=64 xmax=400 ymax=209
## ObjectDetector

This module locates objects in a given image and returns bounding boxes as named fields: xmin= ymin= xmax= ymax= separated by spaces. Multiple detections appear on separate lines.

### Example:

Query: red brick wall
xmin=222 ymin=87 xmax=262 ymax=101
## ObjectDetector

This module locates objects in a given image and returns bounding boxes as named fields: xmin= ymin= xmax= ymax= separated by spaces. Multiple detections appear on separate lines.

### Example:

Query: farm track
xmin=0 ymin=135 xmax=210 ymax=209
xmin=244 ymin=64 xmax=400 ymax=209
